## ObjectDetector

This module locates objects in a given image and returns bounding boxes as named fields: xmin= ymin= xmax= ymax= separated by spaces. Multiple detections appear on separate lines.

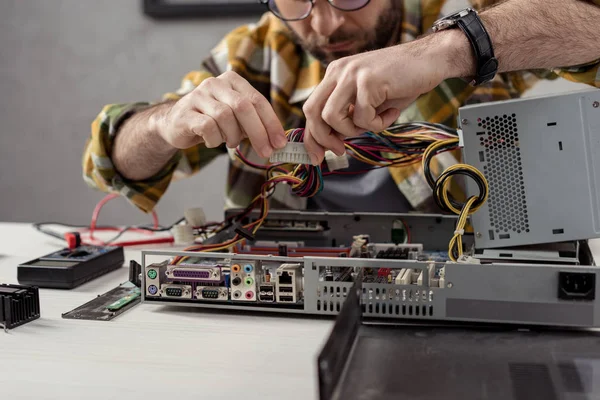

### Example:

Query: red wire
xmin=89 ymin=194 xmax=119 ymax=240
xmin=86 ymin=193 xmax=163 ymax=246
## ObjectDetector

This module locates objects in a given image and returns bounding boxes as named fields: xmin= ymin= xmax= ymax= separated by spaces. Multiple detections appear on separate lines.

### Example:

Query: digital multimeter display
xmin=29 ymin=260 xmax=79 ymax=267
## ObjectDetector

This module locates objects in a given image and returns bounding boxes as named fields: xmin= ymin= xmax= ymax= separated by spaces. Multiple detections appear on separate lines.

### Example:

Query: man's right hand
xmin=157 ymin=71 xmax=288 ymax=158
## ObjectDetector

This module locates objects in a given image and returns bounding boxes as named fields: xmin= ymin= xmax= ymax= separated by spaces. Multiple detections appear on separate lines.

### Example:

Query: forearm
xmin=113 ymin=101 xmax=178 ymax=181
xmin=440 ymin=0 xmax=600 ymax=79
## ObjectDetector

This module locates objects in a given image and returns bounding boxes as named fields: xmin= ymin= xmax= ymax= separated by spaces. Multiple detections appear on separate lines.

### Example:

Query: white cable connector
xmin=325 ymin=150 xmax=349 ymax=171
xmin=171 ymin=224 xmax=194 ymax=245
xmin=269 ymin=142 xmax=312 ymax=164
xmin=184 ymin=207 xmax=206 ymax=227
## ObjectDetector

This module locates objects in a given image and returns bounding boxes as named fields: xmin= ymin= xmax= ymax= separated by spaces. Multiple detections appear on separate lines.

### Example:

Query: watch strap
xmin=455 ymin=10 xmax=498 ymax=85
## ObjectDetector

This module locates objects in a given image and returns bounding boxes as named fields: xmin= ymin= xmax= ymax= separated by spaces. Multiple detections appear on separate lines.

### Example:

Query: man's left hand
xmin=302 ymin=31 xmax=467 ymax=165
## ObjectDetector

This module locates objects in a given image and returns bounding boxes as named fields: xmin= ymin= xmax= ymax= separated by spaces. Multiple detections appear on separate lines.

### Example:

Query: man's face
xmin=285 ymin=0 xmax=402 ymax=65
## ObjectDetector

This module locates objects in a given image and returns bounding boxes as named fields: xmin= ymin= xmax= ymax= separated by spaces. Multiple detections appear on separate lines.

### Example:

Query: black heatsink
xmin=0 ymin=284 xmax=40 ymax=330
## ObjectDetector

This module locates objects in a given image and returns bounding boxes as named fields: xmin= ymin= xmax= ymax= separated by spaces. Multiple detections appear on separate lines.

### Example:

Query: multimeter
xmin=17 ymin=245 xmax=125 ymax=289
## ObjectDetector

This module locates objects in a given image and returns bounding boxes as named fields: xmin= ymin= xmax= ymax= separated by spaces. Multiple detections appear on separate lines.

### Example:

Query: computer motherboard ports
xmin=165 ymin=266 xmax=221 ymax=282
xmin=258 ymin=283 xmax=276 ymax=302
xmin=230 ymin=261 xmax=257 ymax=302
xmin=196 ymin=287 xmax=228 ymax=301
xmin=276 ymin=264 xmax=303 ymax=303
xmin=278 ymin=271 xmax=293 ymax=285
xmin=160 ymin=284 xmax=192 ymax=299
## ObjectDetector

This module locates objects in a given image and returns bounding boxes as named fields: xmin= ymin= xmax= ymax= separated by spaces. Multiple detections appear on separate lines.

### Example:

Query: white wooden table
xmin=0 ymin=223 xmax=333 ymax=400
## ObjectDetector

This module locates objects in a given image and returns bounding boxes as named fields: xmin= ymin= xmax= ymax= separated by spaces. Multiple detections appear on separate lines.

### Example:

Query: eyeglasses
xmin=259 ymin=0 xmax=371 ymax=21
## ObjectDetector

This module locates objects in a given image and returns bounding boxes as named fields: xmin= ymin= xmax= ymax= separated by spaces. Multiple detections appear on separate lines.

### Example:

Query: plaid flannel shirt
xmin=82 ymin=0 xmax=600 ymax=214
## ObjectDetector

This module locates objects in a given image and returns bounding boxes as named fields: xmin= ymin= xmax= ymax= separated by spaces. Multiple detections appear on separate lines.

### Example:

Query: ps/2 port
xmin=148 ymin=285 xmax=158 ymax=295
xmin=243 ymin=264 xmax=253 ymax=273
xmin=244 ymin=277 xmax=254 ymax=286
xmin=232 ymin=264 xmax=241 ymax=273
xmin=147 ymin=269 xmax=157 ymax=279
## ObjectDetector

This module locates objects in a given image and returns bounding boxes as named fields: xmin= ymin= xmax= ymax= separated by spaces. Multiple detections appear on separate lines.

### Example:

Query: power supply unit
xmin=459 ymin=89 xmax=600 ymax=249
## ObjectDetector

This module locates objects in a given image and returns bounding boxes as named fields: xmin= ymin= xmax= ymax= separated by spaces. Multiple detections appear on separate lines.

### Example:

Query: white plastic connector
xmin=269 ymin=142 xmax=311 ymax=164
xmin=325 ymin=150 xmax=349 ymax=171
xmin=171 ymin=224 xmax=194 ymax=245
xmin=184 ymin=207 xmax=206 ymax=227
xmin=456 ymin=255 xmax=481 ymax=264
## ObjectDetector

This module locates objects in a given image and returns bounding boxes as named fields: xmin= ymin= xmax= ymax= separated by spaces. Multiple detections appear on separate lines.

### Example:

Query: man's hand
xmin=303 ymin=0 xmax=600 ymax=165
xmin=158 ymin=71 xmax=287 ymax=158
xmin=302 ymin=32 xmax=462 ymax=165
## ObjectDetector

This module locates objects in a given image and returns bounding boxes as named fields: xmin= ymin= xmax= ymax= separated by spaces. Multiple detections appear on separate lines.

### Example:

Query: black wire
xmin=32 ymin=223 xmax=66 ymax=240
xmin=423 ymin=141 xmax=458 ymax=190
xmin=434 ymin=169 xmax=487 ymax=212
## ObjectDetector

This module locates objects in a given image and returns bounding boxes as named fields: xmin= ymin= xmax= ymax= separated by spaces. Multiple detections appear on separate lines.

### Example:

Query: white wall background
xmin=0 ymin=0 xmax=589 ymax=226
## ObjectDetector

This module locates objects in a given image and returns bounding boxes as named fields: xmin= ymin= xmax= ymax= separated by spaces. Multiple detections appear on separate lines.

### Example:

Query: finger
xmin=377 ymin=108 xmax=402 ymax=130
xmin=192 ymin=92 xmax=244 ymax=148
xmin=302 ymin=71 xmax=337 ymax=132
xmin=212 ymin=87 xmax=274 ymax=158
xmin=373 ymin=98 xmax=413 ymax=129
xmin=321 ymin=83 xmax=360 ymax=137
xmin=220 ymin=72 xmax=287 ymax=151
xmin=307 ymin=113 xmax=346 ymax=157
xmin=353 ymin=79 xmax=388 ymax=131
xmin=302 ymin=127 xmax=325 ymax=166
xmin=187 ymin=112 xmax=223 ymax=148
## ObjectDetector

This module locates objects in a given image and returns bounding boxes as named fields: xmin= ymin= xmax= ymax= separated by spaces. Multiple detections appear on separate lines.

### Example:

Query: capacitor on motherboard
xmin=265 ymin=269 xmax=271 ymax=283
xmin=387 ymin=274 xmax=392 ymax=284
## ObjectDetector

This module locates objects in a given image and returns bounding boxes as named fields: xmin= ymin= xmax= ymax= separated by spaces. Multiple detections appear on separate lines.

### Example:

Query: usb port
xmin=279 ymin=296 xmax=294 ymax=302
xmin=259 ymin=285 xmax=274 ymax=292
xmin=259 ymin=295 xmax=274 ymax=302
xmin=278 ymin=286 xmax=293 ymax=293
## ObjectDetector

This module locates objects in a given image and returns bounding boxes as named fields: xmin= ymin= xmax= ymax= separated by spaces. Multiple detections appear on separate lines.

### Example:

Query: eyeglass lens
xmin=268 ymin=0 xmax=369 ymax=21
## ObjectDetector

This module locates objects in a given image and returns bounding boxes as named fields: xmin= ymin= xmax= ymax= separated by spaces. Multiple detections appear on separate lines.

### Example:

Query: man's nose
xmin=310 ymin=1 xmax=346 ymax=37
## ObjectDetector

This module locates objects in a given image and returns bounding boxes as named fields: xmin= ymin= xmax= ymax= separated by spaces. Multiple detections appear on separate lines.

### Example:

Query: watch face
xmin=432 ymin=7 xmax=475 ymax=31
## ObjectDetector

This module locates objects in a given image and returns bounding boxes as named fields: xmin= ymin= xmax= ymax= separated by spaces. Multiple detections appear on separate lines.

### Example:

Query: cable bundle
xmin=35 ymin=121 xmax=488 ymax=263
xmin=170 ymin=123 xmax=486 ymax=262
xmin=422 ymin=139 xmax=489 ymax=261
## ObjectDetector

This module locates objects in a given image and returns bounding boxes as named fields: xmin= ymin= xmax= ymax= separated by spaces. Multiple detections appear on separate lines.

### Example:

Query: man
xmin=83 ymin=0 xmax=600 ymax=216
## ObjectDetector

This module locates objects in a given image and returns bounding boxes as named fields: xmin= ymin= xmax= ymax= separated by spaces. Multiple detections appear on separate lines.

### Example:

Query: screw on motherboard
xmin=447 ymin=282 xmax=453 ymax=288
xmin=593 ymin=101 xmax=599 ymax=108
xmin=476 ymin=232 xmax=482 ymax=238
xmin=461 ymin=118 xmax=469 ymax=125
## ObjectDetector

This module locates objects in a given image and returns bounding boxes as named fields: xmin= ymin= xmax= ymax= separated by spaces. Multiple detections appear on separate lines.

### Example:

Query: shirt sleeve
xmin=551 ymin=59 xmax=600 ymax=88
xmin=82 ymin=66 xmax=228 ymax=213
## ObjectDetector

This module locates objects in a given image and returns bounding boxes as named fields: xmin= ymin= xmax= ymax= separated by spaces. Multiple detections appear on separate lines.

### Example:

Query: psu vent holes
xmin=478 ymin=113 xmax=529 ymax=235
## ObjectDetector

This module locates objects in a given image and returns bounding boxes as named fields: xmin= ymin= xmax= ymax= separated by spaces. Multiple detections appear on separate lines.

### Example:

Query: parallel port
xmin=166 ymin=266 xmax=221 ymax=282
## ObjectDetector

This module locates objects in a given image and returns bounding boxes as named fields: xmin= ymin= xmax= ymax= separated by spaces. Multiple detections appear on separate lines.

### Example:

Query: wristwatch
xmin=432 ymin=8 xmax=498 ymax=86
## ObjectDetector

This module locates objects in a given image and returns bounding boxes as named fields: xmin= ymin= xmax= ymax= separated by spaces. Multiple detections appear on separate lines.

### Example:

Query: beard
xmin=288 ymin=1 xmax=403 ymax=66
